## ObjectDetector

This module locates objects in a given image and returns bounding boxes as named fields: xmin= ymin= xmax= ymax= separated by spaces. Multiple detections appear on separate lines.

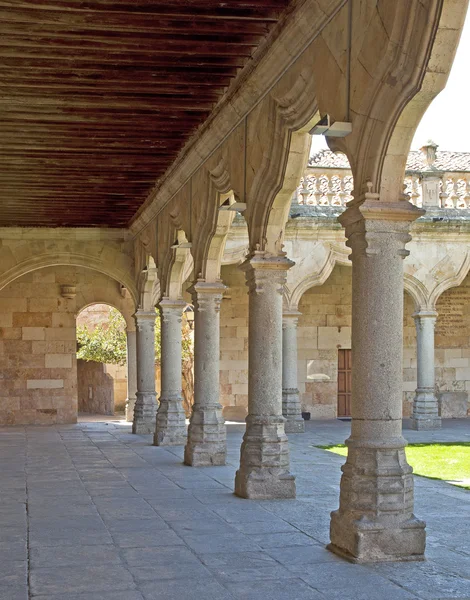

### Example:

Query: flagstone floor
xmin=1 ymin=417 xmax=470 ymax=600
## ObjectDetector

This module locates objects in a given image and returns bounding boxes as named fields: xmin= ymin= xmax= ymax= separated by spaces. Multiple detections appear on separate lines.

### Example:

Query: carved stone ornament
xmin=60 ymin=285 xmax=76 ymax=299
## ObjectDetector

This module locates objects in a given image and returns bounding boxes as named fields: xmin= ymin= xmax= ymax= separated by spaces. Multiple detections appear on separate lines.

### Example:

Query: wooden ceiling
xmin=0 ymin=0 xmax=291 ymax=227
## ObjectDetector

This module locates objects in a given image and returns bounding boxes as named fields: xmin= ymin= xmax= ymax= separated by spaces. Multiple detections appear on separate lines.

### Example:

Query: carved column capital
xmin=339 ymin=186 xmax=424 ymax=260
xmin=282 ymin=309 xmax=301 ymax=329
xmin=189 ymin=279 xmax=226 ymax=313
xmin=158 ymin=297 xmax=186 ymax=322
xmin=134 ymin=308 xmax=157 ymax=332
xmin=241 ymin=251 xmax=294 ymax=295
xmin=412 ymin=310 xmax=438 ymax=329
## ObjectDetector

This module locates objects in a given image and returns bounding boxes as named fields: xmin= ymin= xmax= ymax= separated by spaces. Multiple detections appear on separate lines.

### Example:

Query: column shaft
xmin=125 ymin=329 xmax=138 ymax=422
xmin=132 ymin=310 xmax=157 ymax=435
xmin=154 ymin=298 xmax=187 ymax=446
xmin=282 ymin=312 xmax=304 ymax=433
xmin=328 ymin=195 xmax=426 ymax=563
xmin=184 ymin=280 xmax=226 ymax=466
xmin=411 ymin=312 xmax=441 ymax=430
xmin=234 ymin=251 xmax=296 ymax=499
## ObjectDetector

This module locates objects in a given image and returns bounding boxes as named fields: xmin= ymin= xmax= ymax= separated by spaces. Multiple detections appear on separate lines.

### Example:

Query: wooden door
xmin=337 ymin=349 xmax=352 ymax=417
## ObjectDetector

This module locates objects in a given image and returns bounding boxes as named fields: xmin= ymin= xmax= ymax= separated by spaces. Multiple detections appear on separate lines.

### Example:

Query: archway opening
xmin=76 ymin=304 xmax=129 ymax=418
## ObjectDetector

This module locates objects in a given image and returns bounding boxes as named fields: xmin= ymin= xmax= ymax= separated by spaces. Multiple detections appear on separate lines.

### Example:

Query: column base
xmin=125 ymin=397 xmax=136 ymax=423
xmin=282 ymin=388 xmax=304 ymax=433
xmin=329 ymin=442 xmax=426 ymax=562
xmin=132 ymin=392 xmax=157 ymax=435
xmin=328 ymin=513 xmax=426 ymax=563
xmin=234 ymin=415 xmax=295 ymax=499
xmin=284 ymin=417 xmax=305 ymax=434
xmin=184 ymin=404 xmax=226 ymax=466
xmin=154 ymin=395 xmax=187 ymax=446
xmin=410 ymin=416 xmax=441 ymax=430
xmin=411 ymin=390 xmax=441 ymax=430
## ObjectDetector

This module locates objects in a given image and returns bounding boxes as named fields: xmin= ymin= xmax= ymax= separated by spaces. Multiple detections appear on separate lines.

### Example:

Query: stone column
xmin=411 ymin=311 xmax=441 ymax=430
xmin=282 ymin=311 xmax=304 ymax=433
xmin=125 ymin=329 xmax=137 ymax=422
xmin=154 ymin=298 xmax=187 ymax=446
xmin=184 ymin=280 xmax=226 ymax=466
xmin=235 ymin=250 xmax=296 ymax=499
xmin=132 ymin=310 xmax=157 ymax=435
xmin=328 ymin=190 xmax=426 ymax=563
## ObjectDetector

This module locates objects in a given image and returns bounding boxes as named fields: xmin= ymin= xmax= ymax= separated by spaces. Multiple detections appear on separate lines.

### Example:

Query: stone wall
xmin=0 ymin=267 xmax=77 ymax=425
xmin=219 ymin=264 xmax=249 ymax=421
xmin=77 ymin=360 xmax=114 ymax=415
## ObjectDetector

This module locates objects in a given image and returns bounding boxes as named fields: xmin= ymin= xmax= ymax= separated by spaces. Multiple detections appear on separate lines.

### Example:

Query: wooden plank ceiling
xmin=0 ymin=0 xmax=291 ymax=227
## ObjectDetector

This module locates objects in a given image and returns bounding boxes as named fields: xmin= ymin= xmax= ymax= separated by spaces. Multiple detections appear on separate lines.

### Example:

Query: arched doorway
xmin=76 ymin=304 xmax=128 ymax=417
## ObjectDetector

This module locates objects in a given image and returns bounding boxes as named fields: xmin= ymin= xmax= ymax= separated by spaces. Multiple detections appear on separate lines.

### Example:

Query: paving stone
xmin=139 ymin=579 xmax=236 ymax=600
xmin=224 ymin=577 xmax=327 ymax=600
xmin=30 ymin=564 xmax=136 ymax=596
xmin=182 ymin=532 xmax=263 ymax=554
xmin=30 ymin=545 xmax=123 ymax=568
xmin=32 ymin=592 xmax=145 ymax=600
xmin=247 ymin=532 xmax=317 ymax=548
xmin=198 ymin=551 xmax=277 ymax=570
xmin=122 ymin=546 xmax=201 ymax=567
xmin=111 ymin=528 xmax=185 ymax=549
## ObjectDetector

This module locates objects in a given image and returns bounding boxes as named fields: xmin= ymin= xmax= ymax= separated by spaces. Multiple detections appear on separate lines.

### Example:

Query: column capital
xmin=158 ymin=297 xmax=186 ymax=313
xmin=189 ymin=279 xmax=227 ymax=314
xmin=339 ymin=190 xmax=424 ymax=259
xmin=241 ymin=251 xmax=294 ymax=295
xmin=282 ymin=310 xmax=301 ymax=327
xmin=412 ymin=310 xmax=438 ymax=323
xmin=133 ymin=308 xmax=156 ymax=321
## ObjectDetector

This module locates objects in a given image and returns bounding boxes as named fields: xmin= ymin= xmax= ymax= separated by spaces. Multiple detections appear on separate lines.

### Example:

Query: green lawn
xmin=317 ymin=442 xmax=470 ymax=490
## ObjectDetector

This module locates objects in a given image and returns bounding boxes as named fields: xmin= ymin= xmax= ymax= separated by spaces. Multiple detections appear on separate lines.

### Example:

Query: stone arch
xmin=159 ymin=231 xmax=194 ymax=301
xmin=285 ymin=245 xmax=351 ymax=310
xmin=76 ymin=296 xmax=135 ymax=332
xmin=245 ymin=62 xmax=319 ymax=254
xmin=0 ymin=251 xmax=138 ymax=306
xmin=403 ymin=274 xmax=431 ymax=312
xmin=197 ymin=190 xmax=237 ymax=283
xmin=313 ymin=2 xmax=467 ymax=203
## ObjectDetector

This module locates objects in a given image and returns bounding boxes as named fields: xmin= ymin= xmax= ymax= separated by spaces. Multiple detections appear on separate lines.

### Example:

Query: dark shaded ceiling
xmin=0 ymin=0 xmax=291 ymax=227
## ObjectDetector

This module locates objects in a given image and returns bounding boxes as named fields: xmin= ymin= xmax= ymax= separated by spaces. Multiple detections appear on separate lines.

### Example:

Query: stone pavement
xmin=1 ymin=418 xmax=470 ymax=600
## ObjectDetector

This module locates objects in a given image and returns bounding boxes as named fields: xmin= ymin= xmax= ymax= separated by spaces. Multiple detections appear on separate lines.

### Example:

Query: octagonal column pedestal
xmin=154 ymin=298 xmax=187 ymax=446
xmin=235 ymin=251 xmax=296 ymax=500
xmin=184 ymin=280 xmax=227 ymax=466
xmin=125 ymin=330 xmax=137 ymax=422
xmin=132 ymin=311 xmax=157 ymax=435
xmin=328 ymin=193 xmax=426 ymax=563
xmin=410 ymin=311 xmax=441 ymax=430
xmin=282 ymin=311 xmax=304 ymax=433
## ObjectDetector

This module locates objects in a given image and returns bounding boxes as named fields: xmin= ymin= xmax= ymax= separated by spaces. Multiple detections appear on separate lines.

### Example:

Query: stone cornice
xmin=129 ymin=0 xmax=346 ymax=237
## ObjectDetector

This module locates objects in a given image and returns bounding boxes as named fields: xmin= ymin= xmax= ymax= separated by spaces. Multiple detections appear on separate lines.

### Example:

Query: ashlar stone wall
xmin=219 ymin=264 xmax=249 ymax=421
xmin=0 ymin=267 xmax=77 ymax=425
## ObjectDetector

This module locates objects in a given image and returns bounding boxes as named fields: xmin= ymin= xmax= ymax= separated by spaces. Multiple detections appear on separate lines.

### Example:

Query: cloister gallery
xmin=1 ymin=0 xmax=470 ymax=577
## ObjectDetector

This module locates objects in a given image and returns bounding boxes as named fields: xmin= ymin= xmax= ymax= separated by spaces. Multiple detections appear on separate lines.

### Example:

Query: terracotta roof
xmin=308 ymin=148 xmax=470 ymax=173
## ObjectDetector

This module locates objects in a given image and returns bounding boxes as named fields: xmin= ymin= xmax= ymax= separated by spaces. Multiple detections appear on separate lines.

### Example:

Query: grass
xmin=316 ymin=442 xmax=470 ymax=490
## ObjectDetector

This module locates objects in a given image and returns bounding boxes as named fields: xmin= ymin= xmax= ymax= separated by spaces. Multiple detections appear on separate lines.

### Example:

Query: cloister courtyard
xmin=2 ymin=417 xmax=470 ymax=600
xmin=2 ymin=0 xmax=470 ymax=594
